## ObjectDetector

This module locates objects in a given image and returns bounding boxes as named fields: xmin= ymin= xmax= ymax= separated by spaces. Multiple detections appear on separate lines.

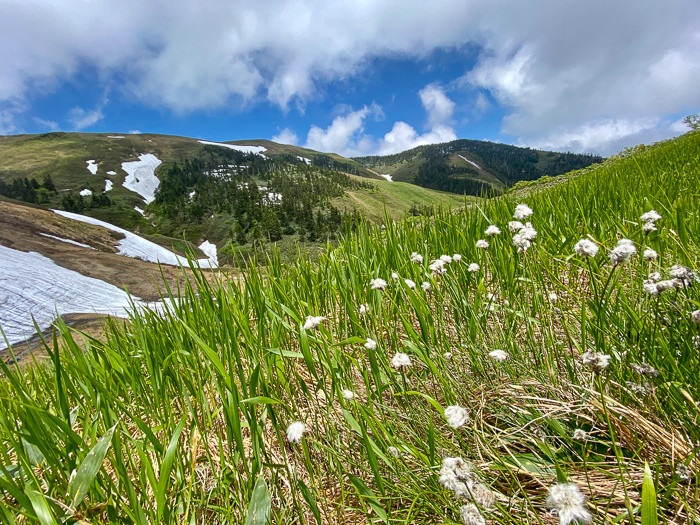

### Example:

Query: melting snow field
xmin=107 ymin=135 xmax=125 ymax=139
xmin=38 ymin=233 xmax=95 ymax=250
xmin=104 ymin=180 xmax=113 ymax=192
xmin=0 ymin=245 xmax=141 ymax=348
xmin=79 ymin=189 xmax=93 ymax=196
xmin=107 ymin=170 xmax=117 ymax=176
xmin=297 ymin=156 xmax=312 ymax=165
xmin=198 ymin=240 xmax=218 ymax=267
xmin=122 ymin=153 xmax=162 ymax=204
xmin=53 ymin=210 xmax=217 ymax=268
xmin=379 ymin=174 xmax=393 ymax=182
xmin=459 ymin=155 xmax=482 ymax=170
xmin=86 ymin=160 xmax=98 ymax=175
xmin=134 ymin=207 xmax=145 ymax=216
xmin=198 ymin=140 xmax=267 ymax=156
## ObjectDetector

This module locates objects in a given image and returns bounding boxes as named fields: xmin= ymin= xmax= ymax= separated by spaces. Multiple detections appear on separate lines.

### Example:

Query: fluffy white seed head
xmin=572 ymin=429 xmax=588 ymax=441
xmin=643 ymin=248 xmax=658 ymax=261
xmin=364 ymin=338 xmax=377 ymax=350
xmin=391 ymin=272 xmax=399 ymax=280
xmin=489 ymin=349 xmax=509 ymax=362
xmin=609 ymin=239 xmax=637 ymax=265
xmin=439 ymin=457 xmax=475 ymax=497
xmin=342 ymin=389 xmax=354 ymax=400
xmin=546 ymin=483 xmax=591 ymax=525
xmin=471 ymin=483 xmax=495 ymax=508
xmin=404 ymin=279 xmax=416 ymax=290
xmin=303 ymin=316 xmax=325 ymax=330
xmin=443 ymin=352 xmax=453 ymax=360
xmin=582 ymin=351 xmax=611 ymax=372
xmin=410 ymin=252 xmax=424 ymax=264
xmin=286 ymin=421 xmax=306 ymax=443
xmin=387 ymin=446 xmax=402 ymax=457
xmin=513 ymin=231 xmax=532 ymax=252
xmin=640 ymin=210 xmax=662 ymax=223
xmin=468 ymin=263 xmax=480 ymax=272
xmin=391 ymin=352 xmax=412 ymax=368
xmin=359 ymin=304 xmax=368 ymax=315
xmin=643 ymin=281 xmax=659 ymax=295
xmin=429 ymin=259 xmax=446 ymax=273
xmin=444 ymin=405 xmax=471 ymax=429
xmin=574 ymin=239 xmax=599 ymax=258
xmin=513 ymin=203 xmax=534 ymax=220
xmin=485 ymin=225 xmax=501 ymax=236
xmin=440 ymin=254 xmax=453 ymax=264
xmin=460 ymin=504 xmax=486 ymax=525
xmin=453 ymin=253 xmax=463 ymax=262
xmin=549 ymin=292 xmax=558 ymax=302
xmin=508 ymin=220 xmax=524 ymax=233
xmin=692 ymin=310 xmax=700 ymax=326
xmin=370 ymin=278 xmax=388 ymax=290
xmin=476 ymin=239 xmax=489 ymax=250
xmin=421 ymin=281 xmax=431 ymax=292
xmin=675 ymin=464 xmax=692 ymax=481
xmin=648 ymin=272 xmax=662 ymax=282
xmin=643 ymin=221 xmax=657 ymax=234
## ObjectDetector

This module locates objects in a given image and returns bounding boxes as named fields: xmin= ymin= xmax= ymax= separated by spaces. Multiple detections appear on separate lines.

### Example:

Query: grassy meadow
xmin=1 ymin=132 xmax=699 ymax=524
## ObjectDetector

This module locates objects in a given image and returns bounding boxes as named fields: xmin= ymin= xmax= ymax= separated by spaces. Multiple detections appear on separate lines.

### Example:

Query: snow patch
xmin=297 ymin=156 xmax=312 ymax=165
xmin=458 ymin=155 xmax=482 ymax=170
xmin=198 ymin=240 xmax=218 ymax=267
xmin=86 ymin=160 xmax=98 ymax=175
xmin=38 ymin=233 xmax=95 ymax=250
xmin=104 ymin=180 xmax=113 ymax=192
xmin=198 ymin=140 xmax=267 ymax=156
xmin=106 ymin=170 xmax=117 ymax=175
xmin=189 ymin=190 xmax=196 ymax=199
xmin=121 ymin=153 xmax=162 ymax=204
xmin=263 ymin=192 xmax=282 ymax=204
xmin=79 ymin=188 xmax=93 ymax=196
xmin=379 ymin=174 xmax=393 ymax=182
xmin=134 ymin=207 xmax=145 ymax=216
xmin=53 ymin=210 xmax=217 ymax=268
xmin=107 ymin=135 xmax=125 ymax=139
xmin=0 ymin=245 xmax=145 ymax=348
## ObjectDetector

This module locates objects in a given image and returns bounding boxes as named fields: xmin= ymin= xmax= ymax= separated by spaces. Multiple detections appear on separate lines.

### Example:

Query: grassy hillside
xmin=2 ymin=131 xmax=699 ymax=523
xmin=354 ymin=138 xmax=604 ymax=195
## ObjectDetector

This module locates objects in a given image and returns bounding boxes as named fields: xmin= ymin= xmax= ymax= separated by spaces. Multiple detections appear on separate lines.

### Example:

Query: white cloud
xmin=419 ymin=84 xmax=455 ymax=128
xmin=377 ymin=123 xmax=457 ymax=156
xmin=271 ymin=127 xmax=299 ymax=145
xmin=0 ymin=1 xmax=698 ymax=153
xmin=67 ymin=106 xmax=103 ymax=130
xmin=128 ymin=130 xmax=142 ymax=134
xmin=304 ymin=105 xmax=380 ymax=155
xmin=33 ymin=117 xmax=58 ymax=131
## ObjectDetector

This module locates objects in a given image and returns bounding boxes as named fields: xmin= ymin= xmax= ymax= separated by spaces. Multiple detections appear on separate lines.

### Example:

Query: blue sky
xmin=1 ymin=1 xmax=699 ymax=157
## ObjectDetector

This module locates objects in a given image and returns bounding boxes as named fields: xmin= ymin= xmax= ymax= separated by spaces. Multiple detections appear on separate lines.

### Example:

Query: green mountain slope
xmin=353 ymin=138 xmax=604 ymax=195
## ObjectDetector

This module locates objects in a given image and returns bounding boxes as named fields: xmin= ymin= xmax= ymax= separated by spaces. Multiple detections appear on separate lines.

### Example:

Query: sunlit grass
xmin=1 ymin=132 xmax=699 ymax=524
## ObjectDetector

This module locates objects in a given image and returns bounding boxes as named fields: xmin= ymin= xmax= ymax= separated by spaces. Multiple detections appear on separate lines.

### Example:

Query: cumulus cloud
xmin=0 ymin=1 xmax=698 ymax=152
xmin=377 ymin=123 xmax=457 ymax=156
xmin=419 ymin=84 xmax=455 ymax=128
xmin=128 ymin=130 xmax=142 ymax=134
xmin=304 ymin=104 xmax=380 ymax=155
xmin=67 ymin=106 xmax=103 ymax=130
xmin=33 ymin=117 xmax=59 ymax=131
xmin=272 ymin=127 xmax=299 ymax=145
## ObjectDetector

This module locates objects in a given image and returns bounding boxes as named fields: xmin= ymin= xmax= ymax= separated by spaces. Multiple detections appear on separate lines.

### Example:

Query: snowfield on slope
xmin=104 ymin=180 xmax=113 ymax=192
xmin=122 ymin=153 xmax=162 ymax=204
xmin=198 ymin=140 xmax=267 ymax=156
xmin=53 ymin=210 xmax=218 ymax=268
xmin=458 ymin=155 xmax=482 ymax=170
xmin=379 ymin=174 xmax=393 ymax=182
xmin=86 ymin=160 xmax=98 ymax=174
xmin=0 ymin=245 xmax=142 ymax=348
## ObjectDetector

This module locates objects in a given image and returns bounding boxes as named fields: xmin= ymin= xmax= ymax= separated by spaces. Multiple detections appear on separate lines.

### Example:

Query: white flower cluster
xmin=391 ymin=352 xmax=412 ymax=368
xmin=364 ymin=338 xmax=377 ymax=350
xmin=286 ymin=421 xmax=306 ymax=443
xmin=512 ymin=222 xmax=537 ymax=253
xmin=438 ymin=457 xmax=494 ymax=508
xmin=572 ymin=429 xmax=588 ymax=441
xmin=468 ymin=263 xmax=480 ymax=273
xmin=370 ymin=278 xmax=388 ymax=290
xmin=485 ymin=225 xmax=501 ymax=236
xmin=546 ymin=483 xmax=592 ymax=525
xmin=459 ymin=504 xmax=485 ymax=525
xmin=643 ymin=247 xmax=658 ymax=262
xmin=582 ymin=351 xmax=611 ymax=372
xmin=513 ymin=203 xmax=533 ymax=220
xmin=411 ymin=252 xmax=424 ymax=264
xmin=430 ymin=259 xmax=447 ymax=274
xmin=608 ymin=238 xmax=636 ymax=265
xmin=444 ymin=405 xmax=471 ymax=428
xmin=475 ymin=239 xmax=489 ymax=250
xmin=303 ymin=315 xmax=325 ymax=330
xmin=574 ymin=239 xmax=599 ymax=258
xmin=640 ymin=209 xmax=662 ymax=234
xmin=488 ymin=349 xmax=508 ymax=362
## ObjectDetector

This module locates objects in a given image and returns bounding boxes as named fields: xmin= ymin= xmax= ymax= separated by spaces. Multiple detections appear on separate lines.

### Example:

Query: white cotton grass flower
xmin=643 ymin=221 xmax=657 ymax=234
xmin=410 ymin=252 xmax=423 ymax=264
xmin=471 ymin=483 xmax=495 ymax=508
xmin=387 ymin=446 xmax=402 ymax=458
xmin=459 ymin=504 xmax=486 ymax=525
xmin=513 ymin=203 xmax=533 ymax=220
xmin=549 ymin=292 xmax=558 ymax=303
xmin=440 ymin=254 xmax=453 ymax=264
xmin=609 ymin=238 xmax=637 ymax=265
xmin=648 ymin=272 xmax=662 ymax=282
xmin=370 ymin=278 xmax=388 ymax=290
xmin=443 ymin=351 xmax=453 ymax=360
xmin=391 ymin=352 xmax=412 ymax=368
xmin=429 ymin=259 xmax=447 ymax=274
xmin=574 ymin=239 xmax=599 ymax=258
xmin=572 ymin=429 xmax=588 ymax=441
xmin=546 ymin=483 xmax=592 ymax=525
xmin=476 ymin=239 xmax=489 ymax=250
xmin=439 ymin=457 xmax=475 ymax=498
xmin=359 ymin=304 xmax=368 ymax=315
xmin=421 ymin=281 xmax=431 ymax=292
xmin=404 ymin=279 xmax=416 ymax=290
xmin=468 ymin=263 xmax=480 ymax=273
xmin=675 ymin=464 xmax=692 ymax=482
xmin=286 ymin=421 xmax=306 ymax=444
xmin=391 ymin=272 xmax=399 ymax=280
xmin=643 ymin=281 xmax=660 ymax=296
xmin=640 ymin=210 xmax=662 ymax=223
xmin=508 ymin=220 xmax=524 ymax=233
xmin=342 ymin=389 xmax=354 ymax=400
xmin=364 ymin=338 xmax=377 ymax=350
xmin=453 ymin=253 xmax=463 ymax=262
xmin=485 ymin=225 xmax=501 ymax=236
xmin=489 ymin=349 xmax=508 ymax=362
xmin=582 ymin=351 xmax=611 ymax=372
xmin=444 ymin=405 xmax=471 ymax=429
xmin=303 ymin=315 xmax=325 ymax=330
xmin=669 ymin=264 xmax=696 ymax=286
xmin=643 ymin=248 xmax=658 ymax=261
xmin=691 ymin=310 xmax=700 ymax=326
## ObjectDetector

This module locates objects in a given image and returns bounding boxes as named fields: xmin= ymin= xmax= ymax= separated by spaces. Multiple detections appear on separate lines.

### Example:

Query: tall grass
xmin=1 ymin=132 xmax=699 ymax=523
